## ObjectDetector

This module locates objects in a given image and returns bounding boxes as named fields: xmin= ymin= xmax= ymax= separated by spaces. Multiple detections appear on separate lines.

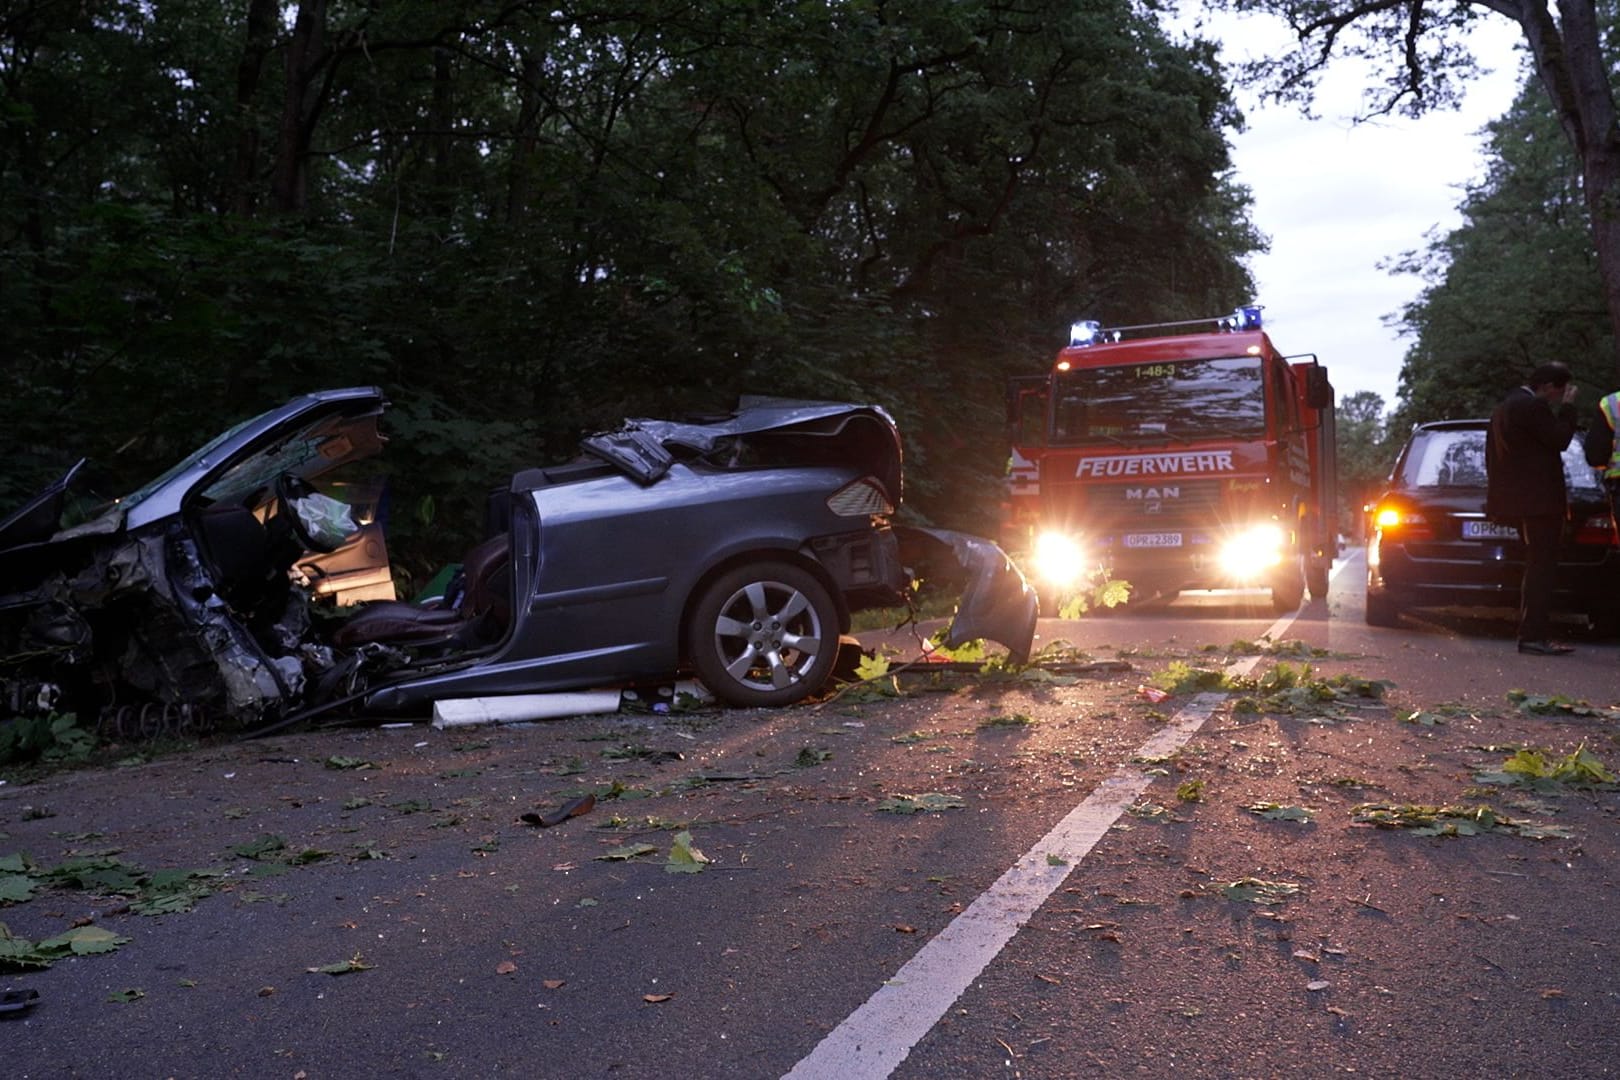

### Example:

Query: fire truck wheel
xmin=1306 ymin=561 xmax=1330 ymax=600
xmin=1270 ymin=561 xmax=1305 ymax=613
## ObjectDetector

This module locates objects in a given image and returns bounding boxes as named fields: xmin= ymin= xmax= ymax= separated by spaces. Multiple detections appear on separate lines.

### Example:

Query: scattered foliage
xmin=1219 ymin=878 xmax=1301 ymax=904
xmin=1245 ymin=803 xmax=1314 ymax=823
xmin=1351 ymin=803 xmax=1572 ymax=839
xmin=876 ymin=793 xmax=966 ymax=814
xmin=0 ymin=713 xmax=96 ymax=767
xmin=1475 ymin=744 xmax=1617 ymax=789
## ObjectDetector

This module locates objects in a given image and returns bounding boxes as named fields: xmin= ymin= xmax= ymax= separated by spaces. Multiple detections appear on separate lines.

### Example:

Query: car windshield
xmin=1398 ymin=427 xmax=1601 ymax=493
xmin=1049 ymin=356 xmax=1265 ymax=446
xmin=117 ymin=415 xmax=257 ymax=514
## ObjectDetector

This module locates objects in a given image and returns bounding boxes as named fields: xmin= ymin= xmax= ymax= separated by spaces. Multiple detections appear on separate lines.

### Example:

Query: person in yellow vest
xmin=1584 ymin=388 xmax=1620 ymax=526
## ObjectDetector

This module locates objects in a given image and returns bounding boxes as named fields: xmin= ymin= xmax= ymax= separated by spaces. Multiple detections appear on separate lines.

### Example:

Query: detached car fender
xmin=894 ymin=526 xmax=1037 ymax=663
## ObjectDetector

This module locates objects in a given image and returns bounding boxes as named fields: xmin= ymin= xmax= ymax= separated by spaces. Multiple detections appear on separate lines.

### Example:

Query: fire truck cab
xmin=1004 ymin=307 xmax=1336 ymax=614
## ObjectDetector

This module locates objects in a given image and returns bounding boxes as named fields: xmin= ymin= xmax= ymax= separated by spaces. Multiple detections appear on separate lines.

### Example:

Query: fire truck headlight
xmin=1218 ymin=524 xmax=1287 ymax=579
xmin=1032 ymin=532 xmax=1086 ymax=588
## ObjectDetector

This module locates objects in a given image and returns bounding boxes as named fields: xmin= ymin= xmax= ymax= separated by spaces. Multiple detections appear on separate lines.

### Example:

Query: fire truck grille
xmin=1064 ymin=478 xmax=1226 ymax=521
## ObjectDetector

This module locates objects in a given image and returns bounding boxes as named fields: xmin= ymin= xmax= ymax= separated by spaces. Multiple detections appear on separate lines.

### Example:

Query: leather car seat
xmin=331 ymin=533 xmax=511 ymax=648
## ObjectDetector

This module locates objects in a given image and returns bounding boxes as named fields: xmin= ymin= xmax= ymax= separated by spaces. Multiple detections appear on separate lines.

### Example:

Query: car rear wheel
xmin=687 ymin=562 xmax=839 ymax=708
xmin=1364 ymin=590 xmax=1400 ymax=627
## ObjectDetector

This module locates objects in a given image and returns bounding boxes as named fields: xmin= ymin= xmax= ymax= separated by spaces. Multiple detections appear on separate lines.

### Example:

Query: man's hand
xmin=1563 ymin=383 xmax=1579 ymax=404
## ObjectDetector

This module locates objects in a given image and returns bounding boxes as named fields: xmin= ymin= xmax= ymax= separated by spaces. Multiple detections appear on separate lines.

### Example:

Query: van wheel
xmin=686 ymin=562 xmax=839 ymax=707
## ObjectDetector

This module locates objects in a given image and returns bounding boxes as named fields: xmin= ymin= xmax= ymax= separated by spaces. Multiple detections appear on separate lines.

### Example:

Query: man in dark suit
xmin=1485 ymin=362 xmax=1580 ymax=654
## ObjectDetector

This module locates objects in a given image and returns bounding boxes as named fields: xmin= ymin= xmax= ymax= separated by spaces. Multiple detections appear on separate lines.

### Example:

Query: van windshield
xmin=1049 ymin=356 xmax=1265 ymax=446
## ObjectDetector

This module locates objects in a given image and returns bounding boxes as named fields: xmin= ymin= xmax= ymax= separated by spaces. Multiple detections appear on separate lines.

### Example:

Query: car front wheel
xmin=686 ymin=562 xmax=839 ymax=708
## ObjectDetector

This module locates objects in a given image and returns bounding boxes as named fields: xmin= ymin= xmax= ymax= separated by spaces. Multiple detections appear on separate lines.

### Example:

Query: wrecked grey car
xmin=0 ymin=388 xmax=1036 ymax=731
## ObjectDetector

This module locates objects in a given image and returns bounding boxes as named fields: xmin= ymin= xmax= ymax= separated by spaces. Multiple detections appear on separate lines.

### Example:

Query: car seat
xmin=330 ymin=533 xmax=511 ymax=648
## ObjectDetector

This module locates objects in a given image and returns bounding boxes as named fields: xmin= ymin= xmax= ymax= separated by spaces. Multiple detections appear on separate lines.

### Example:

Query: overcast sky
xmin=1182 ymin=12 xmax=1528 ymax=412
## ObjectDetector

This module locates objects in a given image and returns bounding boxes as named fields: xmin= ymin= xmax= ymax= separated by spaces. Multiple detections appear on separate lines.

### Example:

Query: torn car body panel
xmin=1 ymin=389 xmax=1035 ymax=728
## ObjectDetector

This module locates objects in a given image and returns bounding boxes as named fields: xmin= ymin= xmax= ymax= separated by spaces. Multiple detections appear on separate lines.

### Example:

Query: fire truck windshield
xmin=1049 ymin=356 xmax=1265 ymax=446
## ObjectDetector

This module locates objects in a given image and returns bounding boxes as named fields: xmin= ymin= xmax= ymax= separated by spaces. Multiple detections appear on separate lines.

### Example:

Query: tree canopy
xmin=1388 ymin=77 xmax=1610 ymax=432
xmin=1 ymin=1 xmax=1261 ymax=572
xmin=1226 ymin=0 xmax=1620 ymax=383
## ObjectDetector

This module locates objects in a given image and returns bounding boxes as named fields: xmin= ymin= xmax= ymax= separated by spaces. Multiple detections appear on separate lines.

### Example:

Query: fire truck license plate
xmin=1461 ymin=520 xmax=1518 ymax=540
xmin=1123 ymin=532 xmax=1183 ymax=548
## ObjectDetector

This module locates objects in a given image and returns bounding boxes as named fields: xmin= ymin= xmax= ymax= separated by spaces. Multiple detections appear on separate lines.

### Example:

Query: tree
xmin=1335 ymin=389 xmax=1397 ymax=536
xmin=1387 ymin=78 xmax=1609 ymax=431
xmin=0 ymin=1 xmax=1263 ymax=569
xmin=1225 ymin=0 xmax=1620 ymax=382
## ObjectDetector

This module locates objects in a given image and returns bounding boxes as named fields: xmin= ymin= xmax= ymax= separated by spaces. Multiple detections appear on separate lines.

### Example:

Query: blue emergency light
xmin=1069 ymin=320 xmax=1103 ymax=346
xmin=1221 ymin=305 xmax=1264 ymax=331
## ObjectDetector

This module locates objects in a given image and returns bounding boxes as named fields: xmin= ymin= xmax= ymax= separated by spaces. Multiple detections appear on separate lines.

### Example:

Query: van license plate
xmin=1461 ymin=520 xmax=1518 ymax=540
xmin=1124 ymin=532 xmax=1183 ymax=549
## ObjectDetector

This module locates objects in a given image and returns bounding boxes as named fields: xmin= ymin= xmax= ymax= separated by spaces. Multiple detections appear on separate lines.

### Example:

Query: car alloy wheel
xmin=686 ymin=561 xmax=839 ymax=707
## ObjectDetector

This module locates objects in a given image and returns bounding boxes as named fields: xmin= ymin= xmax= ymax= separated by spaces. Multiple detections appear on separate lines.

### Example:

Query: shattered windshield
xmin=116 ymin=417 xmax=256 ymax=514
xmin=1049 ymin=356 xmax=1265 ymax=446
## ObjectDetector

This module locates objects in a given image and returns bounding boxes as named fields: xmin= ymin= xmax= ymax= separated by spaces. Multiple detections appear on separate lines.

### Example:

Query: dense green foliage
xmin=0 ymin=1 xmax=1261 ymax=574
xmin=1229 ymin=0 xmax=1620 ymax=386
xmin=1388 ymin=81 xmax=1610 ymax=433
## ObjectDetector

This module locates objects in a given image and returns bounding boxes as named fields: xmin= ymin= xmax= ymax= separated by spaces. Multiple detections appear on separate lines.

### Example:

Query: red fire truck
xmin=1003 ymin=306 xmax=1337 ymax=614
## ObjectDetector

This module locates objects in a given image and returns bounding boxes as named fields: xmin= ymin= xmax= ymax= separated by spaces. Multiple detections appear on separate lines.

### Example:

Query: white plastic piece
xmin=430 ymin=690 xmax=623 ymax=728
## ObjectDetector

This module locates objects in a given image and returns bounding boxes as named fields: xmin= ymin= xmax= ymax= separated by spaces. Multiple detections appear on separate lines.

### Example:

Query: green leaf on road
xmin=1500 ymin=744 xmax=1616 ymax=786
xmin=0 ymin=874 xmax=35 ymax=904
xmin=978 ymin=713 xmax=1036 ymax=729
xmin=230 ymin=834 xmax=287 ymax=860
xmin=876 ymin=793 xmax=965 ymax=814
xmin=665 ymin=831 xmax=711 ymax=874
xmin=596 ymin=843 xmax=657 ymax=862
xmin=1245 ymin=803 xmax=1314 ymax=822
xmin=1220 ymin=878 xmax=1301 ymax=904
xmin=42 ymin=924 xmax=130 ymax=956
xmin=307 ymin=954 xmax=375 ymax=975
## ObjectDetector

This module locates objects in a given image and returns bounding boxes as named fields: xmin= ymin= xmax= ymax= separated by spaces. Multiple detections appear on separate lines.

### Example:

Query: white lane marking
xmin=784 ymin=578 xmax=1333 ymax=1079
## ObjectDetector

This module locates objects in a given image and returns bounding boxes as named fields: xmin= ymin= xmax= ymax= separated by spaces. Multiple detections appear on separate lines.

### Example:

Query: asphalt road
xmin=2 ymin=548 xmax=1618 ymax=1079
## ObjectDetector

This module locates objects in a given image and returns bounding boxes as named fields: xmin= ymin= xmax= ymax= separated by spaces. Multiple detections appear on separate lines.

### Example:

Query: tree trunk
xmin=269 ymin=0 xmax=330 ymax=214
xmin=229 ymin=0 xmax=280 ymax=216
xmin=1519 ymin=0 xmax=1620 ymax=385
xmin=506 ymin=50 xmax=544 ymax=227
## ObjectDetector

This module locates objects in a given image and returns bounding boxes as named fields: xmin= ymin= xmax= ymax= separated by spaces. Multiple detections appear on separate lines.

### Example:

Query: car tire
xmin=1364 ymin=590 xmax=1400 ymax=627
xmin=686 ymin=562 xmax=839 ymax=708
xmin=1589 ymin=609 xmax=1620 ymax=639
xmin=1270 ymin=559 xmax=1305 ymax=613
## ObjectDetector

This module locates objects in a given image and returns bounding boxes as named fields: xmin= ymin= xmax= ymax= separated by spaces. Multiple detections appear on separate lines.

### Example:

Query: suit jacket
xmin=1485 ymin=386 xmax=1578 ymax=519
